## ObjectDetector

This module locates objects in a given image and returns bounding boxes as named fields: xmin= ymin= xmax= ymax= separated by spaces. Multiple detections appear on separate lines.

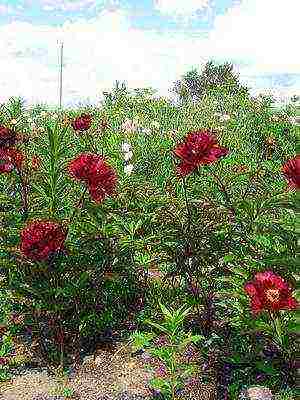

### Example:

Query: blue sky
xmin=0 ymin=0 xmax=299 ymax=106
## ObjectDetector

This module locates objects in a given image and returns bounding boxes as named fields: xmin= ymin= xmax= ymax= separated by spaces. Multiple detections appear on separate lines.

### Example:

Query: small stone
xmin=115 ymin=393 xmax=147 ymax=400
xmin=95 ymin=356 xmax=105 ymax=366
xmin=82 ymin=355 xmax=94 ymax=365
xmin=239 ymin=386 xmax=273 ymax=400
xmin=32 ymin=394 xmax=65 ymax=400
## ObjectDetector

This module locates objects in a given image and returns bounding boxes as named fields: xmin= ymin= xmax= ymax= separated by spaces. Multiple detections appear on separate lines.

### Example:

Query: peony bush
xmin=0 ymin=90 xmax=298 ymax=399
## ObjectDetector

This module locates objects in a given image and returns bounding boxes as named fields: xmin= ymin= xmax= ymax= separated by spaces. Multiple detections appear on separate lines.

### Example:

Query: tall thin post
xmin=59 ymin=41 xmax=64 ymax=109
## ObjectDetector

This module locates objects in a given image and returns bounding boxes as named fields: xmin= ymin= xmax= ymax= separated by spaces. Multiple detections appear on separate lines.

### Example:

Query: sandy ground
xmin=0 ymin=341 xmax=217 ymax=400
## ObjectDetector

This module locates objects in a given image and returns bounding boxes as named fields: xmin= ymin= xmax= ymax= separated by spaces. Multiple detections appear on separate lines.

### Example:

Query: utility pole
xmin=59 ymin=41 xmax=64 ymax=109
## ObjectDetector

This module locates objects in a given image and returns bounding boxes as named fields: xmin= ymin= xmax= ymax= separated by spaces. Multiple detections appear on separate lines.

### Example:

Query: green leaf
xmin=255 ymin=361 xmax=279 ymax=375
xmin=223 ymin=254 xmax=235 ymax=263
xmin=145 ymin=320 xmax=170 ymax=335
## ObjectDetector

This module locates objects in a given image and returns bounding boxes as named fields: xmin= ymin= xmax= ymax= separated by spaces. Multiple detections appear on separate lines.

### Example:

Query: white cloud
xmin=41 ymin=0 xmax=97 ymax=12
xmin=155 ymin=0 xmax=211 ymax=17
xmin=0 ymin=9 xmax=191 ymax=106
xmin=0 ymin=4 xmax=14 ymax=15
xmin=208 ymin=0 xmax=300 ymax=75
xmin=0 ymin=0 xmax=299 ymax=106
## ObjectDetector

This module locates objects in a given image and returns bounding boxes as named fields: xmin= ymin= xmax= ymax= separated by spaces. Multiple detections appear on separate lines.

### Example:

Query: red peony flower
xmin=0 ymin=148 xmax=24 ymax=173
xmin=244 ymin=271 xmax=298 ymax=315
xmin=173 ymin=130 xmax=229 ymax=176
xmin=31 ymin=155 xmax=41 ymax=171
xmin=68 ymin=153 xmax=117 ymax=203
xmin=68 ymin=153 xmax=97 ymax=182
xmin=0 ymin=126 xmax=16 ymax=148
xmin=20 ymin=220 xmax=67 ymax=262
xmin=0 ymin=357 xmax=8 ymax=366
xmin=71 ymin=114 xmax=92 ymax=132
xmin=281 ymin=155 xmax=300 ymax=190
xmin=88 ymin=176 xmax=116 ymax=203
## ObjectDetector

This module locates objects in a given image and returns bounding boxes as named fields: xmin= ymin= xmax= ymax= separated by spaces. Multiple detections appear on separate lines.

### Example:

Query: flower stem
xmin=268 ymin=311 xmax=283 ymax=348
xmin=209 ymin=170 xmax=236 ymax=224
xmin=48 ymin=187 xmax=87 ymax=270
xmin=181 ymin=177 xmax=194 ymax=281
xmin=16 ymin=168 xmax=29 ymax=221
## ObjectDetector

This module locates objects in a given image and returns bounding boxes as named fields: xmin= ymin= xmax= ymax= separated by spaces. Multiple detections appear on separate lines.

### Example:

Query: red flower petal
xmin=68 ymin=153 xmax=97 ymax=182
xmin=20 ymin=220 xmax=67 ymax=262
xmin=255 ymin=271 xmax=289 ymax=291
xmin=176 ymin=161 xmax=197 ymax=177
xmin=0 ymin=126 xmax=16 ymax=148
xmin=68 ymin=153 xmax=117 ymax=203
xmin=173 ymin=130 xmax=229 ymax=176
xmin=285 ymin=296 xmax=299 ymax=310
xmin=244 ymin=282 xmax=259 ymax=297
xmin=281 ymin=155 xmax=300 ymax=190
xmin=71 ymin=114 xmax=92 ymax=132
xmin=245 ymin=270 xmax=298 ymax=314
xmin=250 ymin=297 xmax=264 ymax=315
xmin=0 ymin=148 xmax=24 ymax=173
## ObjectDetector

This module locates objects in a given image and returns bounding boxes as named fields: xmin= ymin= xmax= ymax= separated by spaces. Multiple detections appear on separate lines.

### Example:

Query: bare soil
xmin=0 ymin=340 xmax=217 ymax=400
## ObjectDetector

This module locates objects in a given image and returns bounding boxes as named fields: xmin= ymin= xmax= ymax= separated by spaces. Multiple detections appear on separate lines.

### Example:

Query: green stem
xmin=204 ymin=168 xmax=264 ymax=260
xmin=269 ymin=311 xmax=283 ymax=348
xmin=181 ymin=177 xmax=193 ymax=281
xmin=86 ymin=132 xmax=97 ymax=153
xmin=16 ymin=168 xmax=29 ymax=221
xmin=48 ymin=187 xmax=87 ymax=269
xmin=208 ymin=170 xmax=236 ymax=223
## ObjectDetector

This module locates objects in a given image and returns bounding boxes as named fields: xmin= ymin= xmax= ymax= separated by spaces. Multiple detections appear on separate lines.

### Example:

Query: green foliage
xmin=0 ymin=334 xmax=14 ymax=381
xmin=173 ymin=60 xmax=248 ymax=103
xmin=130 ymin=303 xmax=203 ymax=399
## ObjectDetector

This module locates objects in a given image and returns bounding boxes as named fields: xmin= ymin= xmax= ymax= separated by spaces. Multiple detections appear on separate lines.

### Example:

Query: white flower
xmin=142 ymin=128 xmax=151 ymax=135
xmin=288 ymin=116 xmax=296 ymax=124
xmin=220 ymin=114 xmax=230 ymax=122
xmin=288 ymin=116 xmax=300 ymax=125
xmin=124 ymin=164 xmax=134 ymax=175
xmin=10 ymin=119 xmax=18 ymax=125
xmin=124 ymin=151 xmax=133 ymax=161
xmin=121 ymin=142 xmax=131 ymax=153
xmin=27 ymin=117 xmax=33 ymax=123
xmin=187 ymin=257 xmax=193 ymax=268
xmin=30 ymin=123 xmax=36 ymax=129
xmin=150 ymin=120 xmax=160 ymax=129
xmin=121 ymin=118 xmax=137 ymax=133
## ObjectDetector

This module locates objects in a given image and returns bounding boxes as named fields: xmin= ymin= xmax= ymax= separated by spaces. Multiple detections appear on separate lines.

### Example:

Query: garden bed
xmin=0 ymin=92 xmax=298 ymax=400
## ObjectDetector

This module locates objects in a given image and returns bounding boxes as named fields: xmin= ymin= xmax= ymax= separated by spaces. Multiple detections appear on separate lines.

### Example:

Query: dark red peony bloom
xmin=0 ymin=148 xmax=24 ymax=173
xmin=68 ymin=153 xmax=117 ymax=203
xmin=244 ymin=271 xmax=298 ymax=315
xmin=0 ymin=357 xmax=8 ymax=366
xmin=71 ymin=114 xmax=92 ymax=132
xmin=20 ymin=220 xmax=67 ymax=262
xmin=281 ymin=155 xmax=300 ymax=190
xmin=100 ymin=118 xmax=108 ymax=130
xmin=68 ymin=153 xmax=97 ymax=182
xmin=173 ymin=130 xmax=229 ymax=176
xmin=0 ymin=126 xmax=16 ymax=148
